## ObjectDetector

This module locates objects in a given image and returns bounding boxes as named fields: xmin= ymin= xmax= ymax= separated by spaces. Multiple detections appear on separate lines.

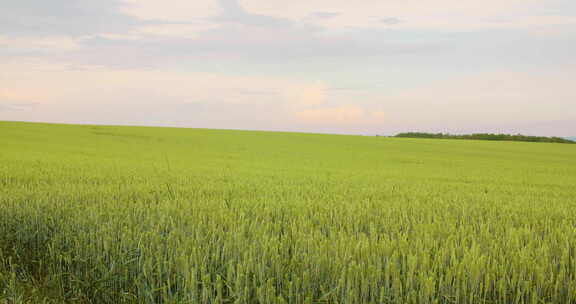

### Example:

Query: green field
xmin=1 ymin=121 xmax=576 ymax=304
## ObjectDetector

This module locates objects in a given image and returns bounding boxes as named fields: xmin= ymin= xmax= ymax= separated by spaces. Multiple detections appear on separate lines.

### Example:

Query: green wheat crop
xmin=1 ymin=121 xmax=575 ymax=303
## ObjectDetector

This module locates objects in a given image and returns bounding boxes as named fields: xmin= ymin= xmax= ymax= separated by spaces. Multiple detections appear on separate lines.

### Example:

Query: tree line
xmin=394 ymin=132 xmax=575 ymax=144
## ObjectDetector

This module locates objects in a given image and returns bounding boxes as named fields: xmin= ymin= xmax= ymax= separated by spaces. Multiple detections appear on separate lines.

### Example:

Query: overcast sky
xmin=1 ymin=0 xmax=575 ymax=136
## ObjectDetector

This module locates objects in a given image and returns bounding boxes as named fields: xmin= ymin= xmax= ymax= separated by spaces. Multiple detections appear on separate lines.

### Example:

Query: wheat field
xmin=1 ymin=121 xmax=576 ymax=303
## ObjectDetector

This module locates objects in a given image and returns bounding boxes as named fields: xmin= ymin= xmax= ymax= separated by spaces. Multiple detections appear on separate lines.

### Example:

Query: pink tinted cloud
xmin=295 ymin=105 xmax=385 ymax=125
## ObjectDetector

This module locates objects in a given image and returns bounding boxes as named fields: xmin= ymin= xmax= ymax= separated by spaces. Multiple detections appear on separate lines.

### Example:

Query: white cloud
xmin=138 ymin=24 xmax=217 ymax=37
xmin=284 ymin=82 xmax=328 ymax=107
xmin=101 ymin=23 xmax=218 ymax=40
xmin=119 ymin=0 xmax=221 ymax=22
xmin=239 ymin=0 xmax=571 ymax=30
xmin=114 ymin=0 xmax=575 ymax=32
xmin=402 ymin=15 xmax=576 ymax=31
xmin=380 ymin=68 xmax=576 ymax=124
xmin=0 ymin=58 xmax=390 ymax=128
xmin=100 ymin=0 xmax=576 ymax=43
xmin=109 ymin=0 xmax=225 ymax=40
xmin=2 ymin=58 xmax=575 ymax=134
xmin=0 ymin=35 xmax=84 ymax=51
xmin=0 ymin=58 xmax=330 ymax=111
xmin=0 ymin=88 xmax=43 ymax=103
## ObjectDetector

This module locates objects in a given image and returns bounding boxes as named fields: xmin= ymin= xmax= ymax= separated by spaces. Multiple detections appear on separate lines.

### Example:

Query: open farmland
xmin=1 ymin=121 xmax=576 ymax=303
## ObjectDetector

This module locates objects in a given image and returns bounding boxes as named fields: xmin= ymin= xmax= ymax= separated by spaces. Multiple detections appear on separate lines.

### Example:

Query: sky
xmin=1 ymin=0 xmax=575 ymax=136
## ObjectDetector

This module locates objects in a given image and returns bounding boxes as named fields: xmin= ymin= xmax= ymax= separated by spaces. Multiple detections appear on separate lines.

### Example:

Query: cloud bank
xmin=1 ymin=0 xmax=575 ymax=135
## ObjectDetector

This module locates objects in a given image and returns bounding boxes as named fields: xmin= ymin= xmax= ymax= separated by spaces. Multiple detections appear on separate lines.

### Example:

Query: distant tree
xmin=394 ymin=132 xmax=575 ymax=144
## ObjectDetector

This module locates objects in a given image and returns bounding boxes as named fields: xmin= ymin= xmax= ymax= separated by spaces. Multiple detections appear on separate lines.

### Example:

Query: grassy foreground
xmin=1 ymin=121 xmax=576 ymax=304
